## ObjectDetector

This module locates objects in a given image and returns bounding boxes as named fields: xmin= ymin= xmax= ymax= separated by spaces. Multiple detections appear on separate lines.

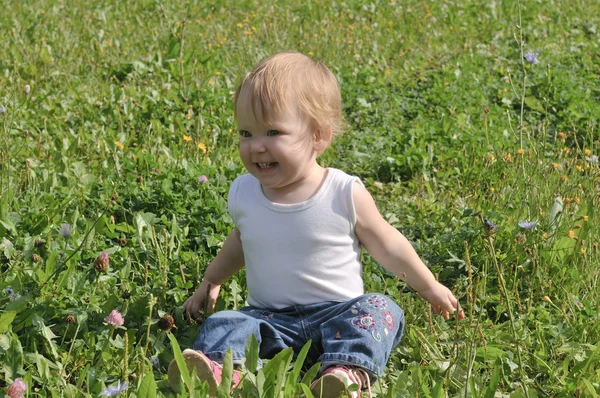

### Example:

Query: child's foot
xmin=167 ymin=349 xmax=241 ymax=394
xmin=310 ymin=366 xmax=371 ymax=398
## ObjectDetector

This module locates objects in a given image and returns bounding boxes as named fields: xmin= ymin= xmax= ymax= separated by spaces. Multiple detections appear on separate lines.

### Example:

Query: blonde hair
xmin=234 ymin=52 xmax=344 ymax=146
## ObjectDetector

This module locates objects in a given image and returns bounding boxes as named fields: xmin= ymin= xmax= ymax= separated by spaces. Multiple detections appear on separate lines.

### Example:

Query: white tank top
xmin=228 ymin=168 xmax=365 ymax=309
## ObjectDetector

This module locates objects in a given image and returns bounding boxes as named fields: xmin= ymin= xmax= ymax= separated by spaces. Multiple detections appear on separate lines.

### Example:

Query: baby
xmin=168 ymin=52 xmax=464 ymax=397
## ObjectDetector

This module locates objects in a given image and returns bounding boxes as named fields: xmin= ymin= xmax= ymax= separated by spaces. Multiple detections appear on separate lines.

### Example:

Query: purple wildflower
xmin=198 ymin=175 xmax=208 ymax=184
xmin=518 ymin=220 xmax=539 ymax=229
xmin=5 ymin=287 xmax=15 ymax=296
xmin=585 ymin=155 xmax=598 ymax=163
xmin=104 ymin=309 xmax=124 ymax=328
xmin=99 ymin=381 xmax=128 ymax=397
xmin=6 ymin=378 xmax=27 ymax=398
xmin=0 ymin=107 xmax=6 ymax=115
xmin=151 ymin=355 xmax=159 ymax=366
xmin=524 ymin=52 xmax=539 ymax=64
xmin=484 ymin=218 xmax=498 ymax=234
xmin=59 ymin=223 xmax=73 ymax=239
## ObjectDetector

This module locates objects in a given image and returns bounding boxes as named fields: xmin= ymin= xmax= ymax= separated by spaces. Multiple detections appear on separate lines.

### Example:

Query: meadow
xmin=1 ymin=0 xmax=599 ymax=396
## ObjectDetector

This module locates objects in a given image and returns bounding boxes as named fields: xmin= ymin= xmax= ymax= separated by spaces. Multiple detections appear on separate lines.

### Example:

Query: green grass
xmin=1 ymin=0 xmax=599 ymax=396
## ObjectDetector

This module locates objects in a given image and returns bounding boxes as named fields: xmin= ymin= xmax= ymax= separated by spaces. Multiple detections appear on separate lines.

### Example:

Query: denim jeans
xmin=193 ymin=293 xmax=404 ymax=379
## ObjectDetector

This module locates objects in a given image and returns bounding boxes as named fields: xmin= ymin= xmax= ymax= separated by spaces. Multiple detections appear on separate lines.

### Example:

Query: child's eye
xmin=239 ymin=130 xmax=252 ymax=138
xmin=267 ymin=130 xmax=280 ymax=137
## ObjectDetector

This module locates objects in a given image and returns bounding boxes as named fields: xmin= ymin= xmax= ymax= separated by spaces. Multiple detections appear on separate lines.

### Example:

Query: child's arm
xmin=353 ymin=183 xmax=465 ymax=320
xmin=183 ymin=228 xmax=245 ymax=320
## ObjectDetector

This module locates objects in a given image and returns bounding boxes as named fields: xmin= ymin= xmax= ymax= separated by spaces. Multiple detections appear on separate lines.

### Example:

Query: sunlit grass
xmin=1 ymin=0 xmax=599 ymax=396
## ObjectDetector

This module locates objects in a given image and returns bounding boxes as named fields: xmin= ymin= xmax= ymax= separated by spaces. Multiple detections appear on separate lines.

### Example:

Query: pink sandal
xmin=310 ymin=366 xmax=372 ymax=398
xmin=167 ymin=349 xmax=241 ymax=394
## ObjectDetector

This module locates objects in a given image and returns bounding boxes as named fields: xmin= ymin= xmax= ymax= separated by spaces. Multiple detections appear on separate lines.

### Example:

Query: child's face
xmin=236 ymin=89 xmax=319 ymax=192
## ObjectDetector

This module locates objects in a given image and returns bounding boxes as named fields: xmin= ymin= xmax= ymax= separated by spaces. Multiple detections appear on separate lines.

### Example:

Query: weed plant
xmin=1 ymin=0 xmax=599 ymax=397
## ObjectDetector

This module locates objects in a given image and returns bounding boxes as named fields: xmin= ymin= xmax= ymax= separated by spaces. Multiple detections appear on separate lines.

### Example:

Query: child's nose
xmin=250 ymin=138 xmax=266 ymax=153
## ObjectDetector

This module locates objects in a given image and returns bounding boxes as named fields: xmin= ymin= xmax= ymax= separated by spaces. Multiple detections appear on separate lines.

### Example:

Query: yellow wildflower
xmin=114 ymin=141 xmax=124 ymax=150
xmin=183 ymin=135 xmax=192 ymax=143
xmin=579 ymin=248 xmax=586 ymax=255
xmin=576 ymin=165 xmax=583 ymax=172
xmin=584 ymin=149 xmax=591 ymax=156
xmin=583 ymin=216 xmax=588 ymax=222
xmin=542 ymin=232 xmax=548 ymax=239
xmin=197 ymin=142 xmax=207 ymax=153
xmin=568 ymin=230 xmax=575 ymax=239
xmin=517 ymin=148 xmax=525 ymax=156
xmin=543 ymin=296 xmax=553 ymax=304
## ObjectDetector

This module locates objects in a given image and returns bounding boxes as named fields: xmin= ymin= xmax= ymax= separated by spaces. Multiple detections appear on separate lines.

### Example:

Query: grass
xmin=1 ymin=0 xmax=599 ymax=396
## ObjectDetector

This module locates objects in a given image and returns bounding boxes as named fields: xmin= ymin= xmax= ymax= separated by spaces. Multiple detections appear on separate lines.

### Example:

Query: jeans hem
xmin=200 ymin=350 xmax=256 ymax=367
xmin=318 ymin=353 xmax=381 ymax=379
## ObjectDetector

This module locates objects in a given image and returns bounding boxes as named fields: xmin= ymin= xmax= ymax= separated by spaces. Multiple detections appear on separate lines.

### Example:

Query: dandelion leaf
xmin=0 ymin=311 xmax=17 ymax=333
xmin=244 ymin=334 xmax=259 ymax=373
xmin=138 ymin=373 xmax=157 ymax=398
xmin=548 ymin=196 xmax=563 ymax=231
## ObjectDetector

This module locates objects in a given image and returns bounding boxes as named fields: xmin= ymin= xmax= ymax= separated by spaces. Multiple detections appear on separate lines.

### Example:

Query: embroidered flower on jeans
xmin=355 ymin=313 xmax=376 ymax=329
xmin=367 ymin=295 xmax=387 ymax=308
xmin=250 ymin=309 xmax=273 ymax=320
xmin=382 ymin=310 xmax=395 ymax=330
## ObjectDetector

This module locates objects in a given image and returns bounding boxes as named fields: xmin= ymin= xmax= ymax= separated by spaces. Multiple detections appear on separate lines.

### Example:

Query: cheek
xmin=238 ymin=143 xmax=250 ymax=160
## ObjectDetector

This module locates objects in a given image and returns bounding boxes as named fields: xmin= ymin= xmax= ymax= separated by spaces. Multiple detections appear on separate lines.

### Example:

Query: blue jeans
xmin=193 ymin=293 xmax=404 ymax=379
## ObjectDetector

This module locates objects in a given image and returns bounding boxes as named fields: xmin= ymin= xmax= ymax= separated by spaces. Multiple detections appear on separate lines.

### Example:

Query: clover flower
xmin=24 ymin=85 xmax=31 ymax=95
xmin=94 ymin=251 xmax=110 ymax=272
xmin=158 ymin=314 xmax=175 ymax=331
xmin=99 ymin=381 xmax=128 ymax=397
xmin=518 ymin=220 xmax=539 ymax=229
xmin=198 ymin=175 xmax=208 ymax=184
xmin=585 ymin=155 xmax=598 ymax=163
xmin=59 ymin=223 xmax=73 ymax=239
xmin=524 ymin=52 xmax=539 ymax=64
xmin=6 ymin=378 xmax=27 ymax=398
xmin=104 ymin=309 xmax=124 ymax=328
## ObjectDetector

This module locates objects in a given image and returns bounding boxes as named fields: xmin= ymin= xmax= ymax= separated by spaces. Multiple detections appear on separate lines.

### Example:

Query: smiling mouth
xmin=257 ymin=162 xmax=277 ymax=169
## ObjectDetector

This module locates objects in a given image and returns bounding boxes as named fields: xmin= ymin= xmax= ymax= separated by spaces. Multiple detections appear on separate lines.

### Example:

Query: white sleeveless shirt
xmin=228 ymin=168 xmax=365 ymax=309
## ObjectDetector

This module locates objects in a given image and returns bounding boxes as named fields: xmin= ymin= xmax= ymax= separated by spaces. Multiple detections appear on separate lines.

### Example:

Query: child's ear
xmin=313 ymin=124 xmax=333 ymax=154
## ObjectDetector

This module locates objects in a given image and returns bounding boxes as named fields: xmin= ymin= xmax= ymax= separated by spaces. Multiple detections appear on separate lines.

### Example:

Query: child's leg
xmin=312 ymin=293 xmax=404 ymax=395
xmin=193 ymin=309 xmax=294 ymax=365
xmin=169 ymin=309 xmax=291 ymax=392
xmin=167 ymin=348 xmax=242 ymax=394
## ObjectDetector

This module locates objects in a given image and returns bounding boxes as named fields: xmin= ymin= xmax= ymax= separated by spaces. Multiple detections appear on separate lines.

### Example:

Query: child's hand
xmin=183 ymin=279 xmax=221 ymax=321
xmin=418 ymin=282 xmax=465 ymax=320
